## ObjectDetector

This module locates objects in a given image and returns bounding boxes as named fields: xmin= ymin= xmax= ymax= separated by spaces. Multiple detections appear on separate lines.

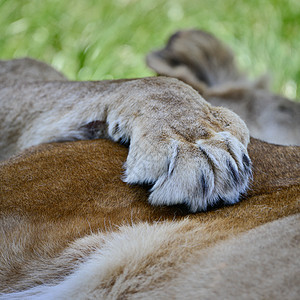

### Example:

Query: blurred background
xmin=0 ymin=0 xmax=299 ymax=99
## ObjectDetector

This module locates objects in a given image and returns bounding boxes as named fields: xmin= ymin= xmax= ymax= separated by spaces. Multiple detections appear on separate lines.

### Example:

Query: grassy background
xmin=0 ymin=0 xmax=299 ymax=99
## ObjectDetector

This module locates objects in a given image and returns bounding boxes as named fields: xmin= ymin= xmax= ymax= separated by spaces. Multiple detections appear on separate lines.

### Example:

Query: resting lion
xmin=0 ymin=58 xmax=251 ymax=212
xmin=147 ymin=29 xmax=300 ymax=146
xmin=0 ymin=58 xmax=299 ymax=299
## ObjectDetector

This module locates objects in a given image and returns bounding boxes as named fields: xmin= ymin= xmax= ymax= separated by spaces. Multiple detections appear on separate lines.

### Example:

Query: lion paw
xmin=103 ymin=77 xmax=252 ymax=212
xmin=124 ymin=131 xmax=251 ymax=212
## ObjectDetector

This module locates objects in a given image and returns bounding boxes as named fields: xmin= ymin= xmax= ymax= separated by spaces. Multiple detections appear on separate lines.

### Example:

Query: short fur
xmin=0 ymin=58 xmax=251 ymax=211
xmin=147 ymin=29 xmax=300 ymax=145
xmin=0 ymin=58 xmax=299 ymax=299
xmin=0 ymin=138 xmax=299 ymax=299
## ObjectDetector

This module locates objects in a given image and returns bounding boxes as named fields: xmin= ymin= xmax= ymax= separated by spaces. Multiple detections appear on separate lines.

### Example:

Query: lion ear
xmin=146 ymin=49 xmax=209 ymax=94
xmin=146 ymin=31 xmax=213 ymax=92
xmin=146 ymin=29 xmax=248 ymax=90
xmin=146 ymin=50 xmax=178 ymax=77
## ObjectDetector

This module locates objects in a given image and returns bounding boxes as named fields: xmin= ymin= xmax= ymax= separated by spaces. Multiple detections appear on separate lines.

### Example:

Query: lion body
xmin=0 ymin=58 xmax=252 ymax=212
xmin=0 ymin=138 xmax=299 ymax=298
xmin=0 ymin=58 xmax=299 ymax=298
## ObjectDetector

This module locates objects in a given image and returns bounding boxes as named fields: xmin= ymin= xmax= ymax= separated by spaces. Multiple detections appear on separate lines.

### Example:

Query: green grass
xmin=0 ymin=0 xmax=299 ymax=99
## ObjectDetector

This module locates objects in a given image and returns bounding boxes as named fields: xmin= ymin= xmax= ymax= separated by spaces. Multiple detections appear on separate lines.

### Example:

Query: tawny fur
xmin=0 ymin=138 xmax=299 ymax=299
xmin=147 ymin=29 xmax=300 ymax=145
xmin=0 ymin=58 xmax=299 ymax=299
xmin=0 ymin=58 xmax=251 ymax=211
